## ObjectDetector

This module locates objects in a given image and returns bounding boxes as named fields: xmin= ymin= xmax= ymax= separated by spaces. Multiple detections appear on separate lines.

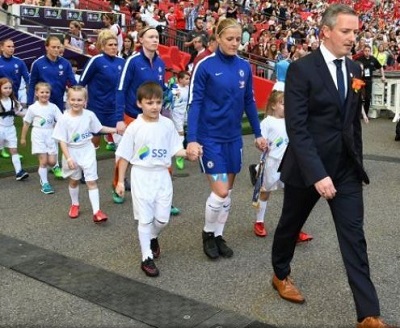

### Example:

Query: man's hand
xmin=314 ymin=176 xmax=337 ymax=199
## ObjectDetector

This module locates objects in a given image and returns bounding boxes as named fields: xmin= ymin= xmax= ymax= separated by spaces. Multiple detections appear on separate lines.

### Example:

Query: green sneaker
xmin=0 ymin=149 xmax=10 ymax=158
xmin=112 ymin=190 xmax=124 ymax=204
xmin=106 ymin=143 xmax=116 ymax=151
xmin=41 ymin=182 xmax=54 ymax=194
xmin=175 ymin=156 xmax=185 ymax=170
xmin=170 ymin=205 xmax=181 ymax=216
xmin=52 ymin=165 xmax=63 ymax=179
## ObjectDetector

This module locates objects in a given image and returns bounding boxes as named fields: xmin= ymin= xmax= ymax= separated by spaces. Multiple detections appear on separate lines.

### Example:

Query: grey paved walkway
xmin=0 ymin=116 xmax=399 ymax=328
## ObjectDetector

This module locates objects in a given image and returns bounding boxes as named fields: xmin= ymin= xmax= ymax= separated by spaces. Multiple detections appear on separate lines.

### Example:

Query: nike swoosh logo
xmin=141 ymin=67 xmax=146 ymax=70
xmin=215 ymin=72 xmax=223 ymax=76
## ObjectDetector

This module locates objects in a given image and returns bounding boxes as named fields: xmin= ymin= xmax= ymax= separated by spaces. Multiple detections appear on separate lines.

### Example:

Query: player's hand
xmin=314 ymin=176 xmax=336 ymax=199
xmin=254 ymin=137 xmax=268 ymax=152
xmin=116 ymin=121 xmax=126 ymax=135
xmin=20 ymin=139 xmax=26 ymax=146
xmin=115 ymin=182 xmax=125 ymax=197
xmin=187 ymin=142 xmax=203 ymax=160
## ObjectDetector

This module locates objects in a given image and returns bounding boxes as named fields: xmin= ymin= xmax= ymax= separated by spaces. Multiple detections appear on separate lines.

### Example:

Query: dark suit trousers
xmin=272 ymin=171 xmax=380 ymax=320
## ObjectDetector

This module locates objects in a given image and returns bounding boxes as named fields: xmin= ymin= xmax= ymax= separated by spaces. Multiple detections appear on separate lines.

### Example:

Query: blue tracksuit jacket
xmin=116 ymin=49 xmax=165 ymax=119
xmin=79 ymin=53 xmax=125 ymax=125
xmin=28 ymin=55 xmax=77 ymax=111
xmin=0 ymin=55 xmax=30 ymax=95
xmin=187 ymin=47 xmax=262 ymax=143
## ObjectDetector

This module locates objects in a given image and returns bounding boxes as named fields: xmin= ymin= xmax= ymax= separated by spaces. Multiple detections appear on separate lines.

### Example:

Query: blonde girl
xmin=52 ymin=86 xmax=117 ymax=223
xmin=252 ymin=91 xmax=312 ymax=242
xmin=21 ymin=82 xmax=62 ymax=194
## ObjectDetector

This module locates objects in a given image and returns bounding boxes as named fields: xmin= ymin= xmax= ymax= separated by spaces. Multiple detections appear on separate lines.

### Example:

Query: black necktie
xmin=334 ymin=59 xmax=345 ymax=106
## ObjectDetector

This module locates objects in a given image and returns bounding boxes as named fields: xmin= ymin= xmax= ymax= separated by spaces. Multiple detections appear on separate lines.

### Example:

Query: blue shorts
xmin=199 ymin=138 xmax=243 ymax=174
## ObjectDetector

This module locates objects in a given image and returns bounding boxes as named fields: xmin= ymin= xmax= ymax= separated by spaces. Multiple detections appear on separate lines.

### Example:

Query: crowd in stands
xmin=3 ymin=0 xmax=400 ymax=70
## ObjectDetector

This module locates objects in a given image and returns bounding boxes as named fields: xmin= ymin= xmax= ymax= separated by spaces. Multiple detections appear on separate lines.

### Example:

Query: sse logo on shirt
xmin=71 ymin=131 xmax=91 ymax=143
xmin=137 ymin=146 xmax=167 ymax=160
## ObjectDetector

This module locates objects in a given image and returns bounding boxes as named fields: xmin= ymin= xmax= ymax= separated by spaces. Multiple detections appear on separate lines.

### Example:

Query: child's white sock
xmin=88 ymin=188 xmax=100 ymax=214
xmin=69 ymin=186 xmax=79 ymax=205
xmin=38 ymin=167 xmax=48 ymax=184
xmin=11 ymin=154 xmax=22 ymax=173
xmin=256 ymin=200 xmax=267 ymax=223
xmin=138 ymin=222 xmax=153 ymax=261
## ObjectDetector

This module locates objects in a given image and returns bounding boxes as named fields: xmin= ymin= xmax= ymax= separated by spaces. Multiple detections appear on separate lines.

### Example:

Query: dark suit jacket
xmin=280 ymin=49 xmax=369 ymax=188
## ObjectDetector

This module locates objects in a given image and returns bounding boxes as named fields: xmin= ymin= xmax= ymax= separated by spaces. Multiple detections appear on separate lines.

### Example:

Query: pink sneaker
xmin=93 ymin=210 xmax=108 ymax=224
xmin=68 ymin=205 xmax=80 ymax=219
xmin=297 ymin=231 xmax=313 ymax=243
xmin=254 ymin=222 xmax=267 ymax=237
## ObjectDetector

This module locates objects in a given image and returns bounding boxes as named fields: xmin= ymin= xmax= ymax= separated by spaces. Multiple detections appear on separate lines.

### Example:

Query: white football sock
xmin=88 ymin=188 xmax=100 ymax=214
xmin=138 ymin=222 xmax=153 ymax=261
xmin=256 ymin=200 xmax=267 ymax=223
xmin=12 ymin=154 xmax=22 ymax=173
xmin=38 ymin=167 xmax=48 ymax=184
xmin=69 ymin=186 xmax=79 ymax=205
xmin=204 ymin=192 xmax=226 ymax=233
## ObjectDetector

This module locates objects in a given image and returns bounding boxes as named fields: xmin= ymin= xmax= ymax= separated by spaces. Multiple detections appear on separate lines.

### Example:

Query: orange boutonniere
xmin=352 ymin=78 xmax=365 ymax=93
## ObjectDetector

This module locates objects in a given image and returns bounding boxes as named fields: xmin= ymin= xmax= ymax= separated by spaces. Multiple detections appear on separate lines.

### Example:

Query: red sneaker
xmin=254 ymin=222 xmax=267 ymax=237
xmin=93 ymin=210 xmax=108 ymax=224
xmin=68 ymin=205 xmax=80 ymax=219
xmin=297 ymin=231 xmax=313 ymax=243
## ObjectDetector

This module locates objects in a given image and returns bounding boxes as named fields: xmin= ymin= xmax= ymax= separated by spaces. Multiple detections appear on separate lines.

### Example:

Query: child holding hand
xmin=252 ymin=91 xmax=313 ymax=243
xmin=115 ymin=82 xmax=195 ymax=277
xmin=52 ymin=86 xmax=117 ymax=223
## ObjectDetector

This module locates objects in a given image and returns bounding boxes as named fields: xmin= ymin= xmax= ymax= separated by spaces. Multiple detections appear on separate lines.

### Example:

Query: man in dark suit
xmin=271 ymin=4 xmax=396 ymax=328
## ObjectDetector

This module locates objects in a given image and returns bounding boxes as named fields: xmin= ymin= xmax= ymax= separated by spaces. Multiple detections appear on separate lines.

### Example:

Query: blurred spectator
xmin=184 ymin=0 xmax=199 ymax=31
xmin=129 ymin=19 xmax=145 ymax=45
xmin=175 ymin=2 xmax=186 ymax=31
xmin=118 ymin=34 xmax=135 ymax=59
xmin=64 ymin=21 xmax=86 ymax=54
xmin=59 ymin=0 xmax=79 ymax=9
xmin=184 ymin=16 xmax=208 ymax=54
xmin=165 ymin=6 xmax=177 ymax=28
xmin=357 ymin=45 xmax=386 ymax=117
xmin=374 ymin=43 xmax=388 ymax=68
xmin=101 ymin=13 xmax=123 ymax=52
xmin=140 ymin=0 xmax=155 ymax=16
xmin=187 ymin=35 xmax=206 ymax=72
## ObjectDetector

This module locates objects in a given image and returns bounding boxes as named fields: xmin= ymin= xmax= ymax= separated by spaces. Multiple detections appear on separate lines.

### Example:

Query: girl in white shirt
xmin=0 ymin=78 xmax=28 ymax=181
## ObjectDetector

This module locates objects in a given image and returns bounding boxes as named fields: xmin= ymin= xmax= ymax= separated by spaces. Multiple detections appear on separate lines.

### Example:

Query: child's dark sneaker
xmin=16 ymin=169 xmax=29 ymax=181
xmin=141 ymin=257 xmax=159 ymax=277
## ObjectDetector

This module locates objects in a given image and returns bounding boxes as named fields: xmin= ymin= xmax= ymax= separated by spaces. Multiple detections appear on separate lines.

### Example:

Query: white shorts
xmin=31 ymin=128 xmax=58 ymax=155
xmin=0 ymin=125 xmax=17 ymax=148
xmin=130 ymin=166 xmax=172 ymax=224
xmin=262 ymin=157 xmax=284 ymax=192
xmin=62 ymin=143 xmax=98 ymax=181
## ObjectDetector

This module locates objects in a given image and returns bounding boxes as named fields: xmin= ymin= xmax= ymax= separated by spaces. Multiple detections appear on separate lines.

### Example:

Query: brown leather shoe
xmin=357 ymin=316 xmax=397 ymax=328
xmin=272 ymin=274 xmax=305 ymax=304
